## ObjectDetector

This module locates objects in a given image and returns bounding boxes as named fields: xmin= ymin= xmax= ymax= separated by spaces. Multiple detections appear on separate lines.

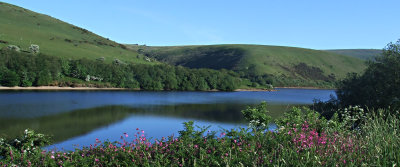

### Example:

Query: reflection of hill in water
xmin=0 ymin=106 xmax=138 ymax=142
xmin=0 ymin=104 xmax=295 ymax=143
xmin=139 ymin=103 xmax=294 ymax=122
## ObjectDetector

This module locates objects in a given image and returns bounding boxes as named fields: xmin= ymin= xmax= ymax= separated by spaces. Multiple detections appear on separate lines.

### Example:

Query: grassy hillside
xmin=0 ymin=2 xmax=153 ymax=64
xmin=326 ymin=49 xmax=382 ymax=60
xmin=0 ymin=2 xmax=367 ymax=88
xmin=127 ymin=44 xmax=367 ymax=83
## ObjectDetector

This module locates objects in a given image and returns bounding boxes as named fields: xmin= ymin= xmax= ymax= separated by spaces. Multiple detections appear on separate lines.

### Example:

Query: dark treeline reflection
xmin=0 ymin=104 xmax=294 ymax=143
xmin=139 ymin=103 xmax=294 ymax=123
xmin=0 ymin=106 xmax=137 ymax=142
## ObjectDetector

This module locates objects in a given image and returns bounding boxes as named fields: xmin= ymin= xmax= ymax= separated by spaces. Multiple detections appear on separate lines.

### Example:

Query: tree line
xmin=0 ymin=48 xmax=239 ymax=91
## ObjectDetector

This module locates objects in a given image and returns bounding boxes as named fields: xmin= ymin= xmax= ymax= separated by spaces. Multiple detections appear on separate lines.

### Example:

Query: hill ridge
xmin=325 ymin=49 xmax=382 ymax=60
xmin=0 ymin=2 xmax=153 ymax=64
xmin=126 ymin=44 xmax=367 ymax=81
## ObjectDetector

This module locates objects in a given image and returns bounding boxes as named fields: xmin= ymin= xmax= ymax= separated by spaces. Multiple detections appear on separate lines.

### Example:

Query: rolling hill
xmin=325 ymin=49 xmax=382 ymax=60
xmin=0 ymin=2 xmax=368 ymax=88
xmin=126 ymin=44 xmax=367 ymax=83
xmin=0 ymin=2 xmax=153 ymax=64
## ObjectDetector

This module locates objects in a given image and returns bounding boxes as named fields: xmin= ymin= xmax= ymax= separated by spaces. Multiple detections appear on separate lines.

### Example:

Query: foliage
xmin=336 ymin=39 xmax=400 ymax=110
xmin=241 ymin=101 xmax=271 ymax=131
xmin=128 ymin=44 xmax=366 ymax=88
xmin=0 ymin=68 xmax=19 ymax=86
xmin=360 ymin=109 xmax=400 ymax=165
xmin=0 ymin=49 xmax=240 ymax=91
xmin=1 ymin=103 xmax=399 ymax=166
xmin=0 ymin=129 xmax=50 ymax=162
xmin=275 ymin=107 xmax=328 ymax=133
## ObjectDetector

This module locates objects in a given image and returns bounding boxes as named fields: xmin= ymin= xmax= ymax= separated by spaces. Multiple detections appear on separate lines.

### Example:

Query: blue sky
xmin=1 ymin=0 xmax=399 ymax=49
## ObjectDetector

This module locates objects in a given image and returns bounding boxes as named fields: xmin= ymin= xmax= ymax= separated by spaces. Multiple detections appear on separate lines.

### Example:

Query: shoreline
xmin=234 ymin=88 xmax=276 ymax=92
xmin=0 ymin=86 xmax=333 ymax=91
xmin=274 ymin=87 xmax=336 ymax=90
xmin=0 ymin=86 xmax=130 ymax=90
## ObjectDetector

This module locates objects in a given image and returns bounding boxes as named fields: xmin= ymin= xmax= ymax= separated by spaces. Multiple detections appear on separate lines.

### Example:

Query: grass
xmin=128 ymin=44 xmax=367 ymax=82
xmin=0 ymin=2 xmax=155 ymax=65
xmin=0 ymin=104 xmax=398 ymax=166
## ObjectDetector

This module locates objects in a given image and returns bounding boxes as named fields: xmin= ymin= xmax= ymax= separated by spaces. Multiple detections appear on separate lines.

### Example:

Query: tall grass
xmin=360 ymin=110 xmax=400 ymax=165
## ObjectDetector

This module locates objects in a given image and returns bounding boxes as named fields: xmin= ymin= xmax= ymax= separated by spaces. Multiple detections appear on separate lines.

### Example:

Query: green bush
xmin=336 ymin=39 xmax=400 ymax=110
xmin=0 ymin=129 xmax=50 ymax=163
xmin=241 ymin=101 xmax=271 ymax=131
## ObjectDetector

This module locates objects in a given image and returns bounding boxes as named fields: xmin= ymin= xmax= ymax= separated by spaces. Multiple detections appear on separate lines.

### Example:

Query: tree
xmin=0 ymin=69 xmax=20 ymax=86
xmin=336 ymin=39 xmax=400 ymax=109
xmin=36 ymin=70 xmax=52 ymax=86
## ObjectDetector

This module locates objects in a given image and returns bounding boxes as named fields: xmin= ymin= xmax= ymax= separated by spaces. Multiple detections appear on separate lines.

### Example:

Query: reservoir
xmin=0 ymin=88 xmax=335 ymax=150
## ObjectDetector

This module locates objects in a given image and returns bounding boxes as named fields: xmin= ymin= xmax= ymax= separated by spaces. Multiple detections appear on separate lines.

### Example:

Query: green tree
xmin=336 ymin=39 xmax=400 ymax=109
xmin=36 ymin=70 xmax=52 ymax=86
xmin=0 ymin=69 xmax=20 ymax=86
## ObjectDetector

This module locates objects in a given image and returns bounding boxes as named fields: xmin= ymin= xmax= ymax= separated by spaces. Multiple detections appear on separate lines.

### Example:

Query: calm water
xmin=0 ymin=88 xmax=335 ymax=150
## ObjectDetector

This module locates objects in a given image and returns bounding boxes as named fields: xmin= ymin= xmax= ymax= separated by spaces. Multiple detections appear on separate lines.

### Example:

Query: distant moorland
xmin=126 ymin=44 xmax=368 ymax=87
xmin=326 ymin=49 xmax=382 ymax=60
xmin=0 ymin=2 xmax=374 ymax=89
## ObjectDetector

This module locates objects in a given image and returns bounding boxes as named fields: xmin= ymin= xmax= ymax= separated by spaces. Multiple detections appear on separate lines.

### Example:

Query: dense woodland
xmin=0 ymin=48 xmax=239 ymax=91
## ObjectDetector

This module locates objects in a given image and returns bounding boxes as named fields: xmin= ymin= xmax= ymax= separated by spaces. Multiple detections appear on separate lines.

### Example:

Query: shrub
xmin=336 ymin=39 xmax=400 ymax=110
xmin=241 ymin=101 xmax=271 ymax=131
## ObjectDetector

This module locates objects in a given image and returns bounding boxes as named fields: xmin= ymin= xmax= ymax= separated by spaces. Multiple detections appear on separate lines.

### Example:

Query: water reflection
xmin=0 ymin=89 xmax=335 ymax=150
xmin=0 ymin=103 xmax=294 ymax=143
xmin=0 ymin=89 xmax=334 ymax=118
xmin=0 ymin=106 xmax=137 ymax=142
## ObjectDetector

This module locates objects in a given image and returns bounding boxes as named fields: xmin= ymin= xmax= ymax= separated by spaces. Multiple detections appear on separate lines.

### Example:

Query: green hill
xmin=325 ymin=49 xmax=382 ymax=60
xmin=0 ymin=2 xmax=368 ymax=88
xmin=0 ymin=2 xmax=153 ymax=64
xmin=127 ymin=44 xmax=367 ymax=86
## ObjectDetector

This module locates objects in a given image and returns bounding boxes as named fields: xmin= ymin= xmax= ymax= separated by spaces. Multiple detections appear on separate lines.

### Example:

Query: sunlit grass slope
xmin=0 ymin=2 xmax=154 ymax=64
xmin=326 ymin=49 xmax=382 ymax=60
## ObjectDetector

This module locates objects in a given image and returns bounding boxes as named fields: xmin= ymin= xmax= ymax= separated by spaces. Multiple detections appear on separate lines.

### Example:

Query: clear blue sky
xmin=2 ymin=0 xmax=399 ymax=49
